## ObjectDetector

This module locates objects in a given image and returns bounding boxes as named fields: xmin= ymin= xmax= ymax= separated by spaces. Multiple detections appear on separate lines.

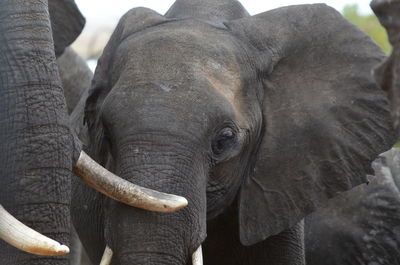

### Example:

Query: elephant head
xmin=0 ymin=0 xmax=187 ymax=263
xmin=81 ymin=0 xmax=395 ymax=264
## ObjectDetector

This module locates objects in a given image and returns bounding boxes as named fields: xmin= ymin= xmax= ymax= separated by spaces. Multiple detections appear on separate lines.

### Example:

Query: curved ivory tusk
xmin=100 ymin=245 xmax=113 ymax=265
xmin=192 ymin=245 xmax=203 ymax=265
xmin=73 ymin=151 xmax=188 ymax=213
xmin=0 ymin=205 xmax=69 ymax=256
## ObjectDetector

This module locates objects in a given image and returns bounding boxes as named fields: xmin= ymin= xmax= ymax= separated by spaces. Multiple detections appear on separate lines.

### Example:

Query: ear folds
xmin=48 ymin=0 xmax=85 ymax=56
xmin=226 ymin=4 xmax=396 ymax=245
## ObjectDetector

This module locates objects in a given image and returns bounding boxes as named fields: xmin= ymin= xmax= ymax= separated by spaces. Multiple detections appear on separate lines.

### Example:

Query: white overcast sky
xmin=75 ymin=0 xmax=372 ymax=21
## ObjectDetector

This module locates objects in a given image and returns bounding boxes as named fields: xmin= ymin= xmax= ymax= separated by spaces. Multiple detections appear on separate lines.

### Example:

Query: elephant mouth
xmin=99 ymin=245 xmax=204 ymax=265
xmin=0 ymin=151 xmax=188 ymax=256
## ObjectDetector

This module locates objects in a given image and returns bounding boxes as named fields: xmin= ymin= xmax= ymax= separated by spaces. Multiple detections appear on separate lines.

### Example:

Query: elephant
xmin=371 ymin=0 xmax=400 ymax=133
xmin=0 ymin=0 xmax=187 ymax=264
xmin=0 ymin=0 xmax=85 ymax=263
xmin=305 ymin=148 xmax=400 ymax=265
xmin=67 ymin=0 xmax=396 ymax=264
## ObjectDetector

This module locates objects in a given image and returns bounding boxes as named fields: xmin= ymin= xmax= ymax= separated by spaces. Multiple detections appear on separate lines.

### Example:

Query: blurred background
xmin=71 ymin=0 xmax=390 ymax=71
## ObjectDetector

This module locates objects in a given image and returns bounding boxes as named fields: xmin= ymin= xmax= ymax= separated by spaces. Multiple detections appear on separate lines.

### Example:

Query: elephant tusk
xmin=0 ymin=204 xmax=69 ymax=256
xmin=73 ymin=151 xmax=188 ymax=213
xmin=192 ymin=245 xmax=203 ymax=265
xmin=99 ymin=245 xmax=113 ymax=265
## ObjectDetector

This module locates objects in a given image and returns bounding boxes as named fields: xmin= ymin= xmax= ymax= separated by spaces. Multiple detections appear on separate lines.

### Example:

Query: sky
xmin=75 ymin=0 xmax=372 ymax=21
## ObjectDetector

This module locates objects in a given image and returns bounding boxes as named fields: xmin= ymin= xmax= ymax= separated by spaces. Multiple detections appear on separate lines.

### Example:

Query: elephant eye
xmin=212 ymin=127 xmax=237 ymax=157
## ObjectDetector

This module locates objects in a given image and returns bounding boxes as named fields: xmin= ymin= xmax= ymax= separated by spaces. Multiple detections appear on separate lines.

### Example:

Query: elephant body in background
xmin=69 ymin=0 xmax=395 ymax=265
xmin=305 ymin=148 xmax=400 ymax=265
xmin=57 ymin=47 xmax=93 ymax=114
xmin=371 ymin=0 xmax=400 ymax=132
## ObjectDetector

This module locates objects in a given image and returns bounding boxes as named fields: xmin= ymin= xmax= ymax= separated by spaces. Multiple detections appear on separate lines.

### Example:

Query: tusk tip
xmin=176 ymin=197 xmax=189 ymax=208
xmin=163 ymin=196 xmax=188 ymax=212
xmin=192 ymin=245 xmax=203 ymax=265
xmin=0 ymin=204 xmax=70 ymax=256
xmin=100 ymin=245 xmax=113 ymax=265
xmin=26 ymin=243 xmax=70 ymax=256
xmin=56 ymin=245 xmax=70 ymax=255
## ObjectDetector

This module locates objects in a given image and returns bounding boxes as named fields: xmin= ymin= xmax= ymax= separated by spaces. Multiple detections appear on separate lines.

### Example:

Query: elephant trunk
xmin=0 ymin=0 xmax=74 ymax=263
xmin=109 ymin=220 xmax=191 ymax=264
xmin=104 ymin=137 xmax=207 ymax=265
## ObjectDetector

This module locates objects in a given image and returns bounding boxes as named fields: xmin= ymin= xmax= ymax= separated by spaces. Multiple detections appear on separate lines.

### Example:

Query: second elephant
xmin=306 ymin=148 xmax=400 ymax=265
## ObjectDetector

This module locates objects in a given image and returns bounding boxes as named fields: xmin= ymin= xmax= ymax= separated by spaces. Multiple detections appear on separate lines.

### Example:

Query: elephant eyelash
xmin=210 ymin=125 xmax=241 ymax=162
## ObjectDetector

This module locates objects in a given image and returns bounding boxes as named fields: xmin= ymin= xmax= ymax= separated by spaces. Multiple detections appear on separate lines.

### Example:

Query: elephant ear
xmin=48 ymin=0 xmax=85 ymax=56
xmin=225 ymin=4 xmax=396 ymax=246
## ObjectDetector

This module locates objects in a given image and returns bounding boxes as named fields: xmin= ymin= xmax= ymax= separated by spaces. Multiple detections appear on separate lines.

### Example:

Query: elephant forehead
xmin=111 ymin=24 xmax=246 ymax=122
xmin=112 ymin=21 xmax=242 ymax=85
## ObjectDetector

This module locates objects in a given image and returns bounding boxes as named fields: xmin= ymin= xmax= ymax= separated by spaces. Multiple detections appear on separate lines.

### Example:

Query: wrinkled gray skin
xmin=371 ymin=0 xmax=400 ymax=134
xmin=70 ymin=0 xmax=395 ymax=265
xmin=57 ymin=48 xmax=93 ymax=265
xmin=305 ymin=148 xmax=400 ymax=265
xmin=58 ymin=48 xmax=93 ymax=114
xmin=0 ymin=0 xmax=85 ymax=264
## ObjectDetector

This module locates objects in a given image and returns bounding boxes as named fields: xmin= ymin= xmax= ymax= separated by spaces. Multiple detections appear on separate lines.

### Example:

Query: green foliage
xmin=342 ymin=4 xmax=391 ymax=54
